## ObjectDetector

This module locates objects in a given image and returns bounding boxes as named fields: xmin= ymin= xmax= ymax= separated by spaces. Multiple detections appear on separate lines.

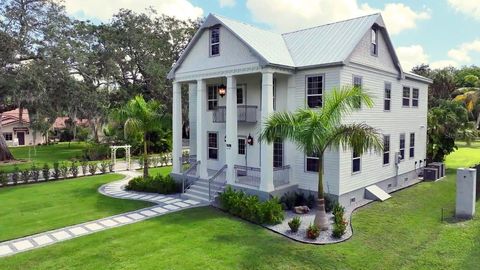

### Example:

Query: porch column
xmin=196 ymin=79 xmax=209 ymax=179
xmin=260 ymin=71 xmax=275 ymax=192
xmin=172 ymin=81 xmax=182 ymax=174
xmin=188 ymin=83 xmax=197 ymax=157
xmin=225 ymin=75 xmax=238 ymax=185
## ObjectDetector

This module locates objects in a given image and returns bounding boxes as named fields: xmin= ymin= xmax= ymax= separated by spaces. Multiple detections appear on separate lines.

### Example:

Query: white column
xmin=225 ymin=76 xmax=238 ymax=184
xmin=188 ymin=83 xmax=197 ymax=156
xmin=172 ymin=81 xmax=182 ymax=174
xmin=196 ymin=79 xmax=209 ymax=178
xmin=260 ymin=71 xmax=275 ymax=192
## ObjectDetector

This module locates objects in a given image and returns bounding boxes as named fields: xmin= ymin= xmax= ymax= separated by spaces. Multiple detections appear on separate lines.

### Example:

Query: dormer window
xmin=371 ymin=28 xmax=378 ymax=56
xmin=210 ymin=26 xmax=220 ymax=56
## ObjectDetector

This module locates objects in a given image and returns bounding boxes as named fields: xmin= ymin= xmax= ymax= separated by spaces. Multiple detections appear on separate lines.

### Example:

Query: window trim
xmin=383 ymin=134 xmax=390 ymax=166
xmin=273 ymin=138 xmax=284 ymax=168
xmin=352 ymin=75 xmax=363 ymax=109
xmin=399 ymin=133 xmax=406 ymax=161
xmin=305 ymin=152 xmax=320 ymax=173
xmin=3 ymin=132 xmax=13 ymax=141
xmin=209 ymin=26 xmax=220 ymax=57
xmin=412 ymin=88 xmax=419 ymax=108
xmin=384 ymin=82 xmax=392 ymax=112
xmin=207 ymin=131 xmax=219 ymax=160
xmin=305 ymin=74 xmax=324 ymax=109
xmin=402 ymin=86 xmax=411 ymax=107
xmin=238 ymin=136 xmax=246 ymax=155
xmin=409 ymin=132 xmax=415 ymax=159
xmin=236 ymin=84 xmax=246 ymax=105
xmin=370 ymin=27 xmax=378 ymax=56
xmin=352 ymin=150 xmax=361 ymax=174
xmin=207 ymin=84 xmax=219 ymax=111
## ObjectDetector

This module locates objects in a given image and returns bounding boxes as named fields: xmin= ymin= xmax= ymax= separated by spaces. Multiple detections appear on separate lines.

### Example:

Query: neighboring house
xmin=168 ymin=13 xmax=432 ymax=205
xmin=1 ymin=109 xmax=44 ymax=146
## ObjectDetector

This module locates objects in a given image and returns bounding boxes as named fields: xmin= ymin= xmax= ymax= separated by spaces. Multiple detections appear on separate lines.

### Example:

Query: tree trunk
xmin=0 ymin=113 xmax=15 ymax=162
xmin=476 ymin=112 xmax=480 ymax=130
xmin=313 ymin=154 xmax=329 ymax=230
xmin=143 ymin=134 xmax=149 ymax=178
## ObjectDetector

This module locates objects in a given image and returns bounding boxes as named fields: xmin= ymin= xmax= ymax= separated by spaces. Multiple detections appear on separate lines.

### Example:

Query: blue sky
xmin=63 ymin=0 xmax=480 ymax=71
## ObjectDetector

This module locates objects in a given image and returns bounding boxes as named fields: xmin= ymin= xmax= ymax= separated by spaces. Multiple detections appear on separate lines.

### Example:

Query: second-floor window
xmin=371 ymin=28 xmax=378 ymax=56
xmin=207 ymin=85 xmax=218 ymax=110
xmin=210 ymin=27 xmax=220 ymax=56
xmin=384 ymin=83 xmax=391 ymax=111
xmin=273 ymin=138 xmax=283 ymax=168
xmin=306 ymin=152 xmax=319 ymax=172
xmin=306 ymin=75 xmax=323 ymax=108
xmin=237 ymin=86 xmax=244 ymax=105
xmin=383 ymin=135 xmax=390 ymax=165
xmin=409 ymin=133 xmax=415 ymax=158
xmin=353 ymin=76 xmax=362 ymax=109
xmin=399 ymin=133 xmax=405 ymax=160
xmin=412 ymin=88 xmax=419 ymax=107
xmin=402 ymin=87 xmax=410 ymax=107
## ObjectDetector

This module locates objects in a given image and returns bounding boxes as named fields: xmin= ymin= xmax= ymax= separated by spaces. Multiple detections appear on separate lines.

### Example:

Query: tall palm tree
xmin=260 ymin=86 xmax=383 ymax=230
xmin=114 ymin=95 xmax=166 ymax=178
xmin=453 ymin=88 xmax=480 ymax=129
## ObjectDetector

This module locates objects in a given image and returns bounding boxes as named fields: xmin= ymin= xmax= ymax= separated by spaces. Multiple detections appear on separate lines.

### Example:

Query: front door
xmin=17 ymin=132 xmax=25 ymax=145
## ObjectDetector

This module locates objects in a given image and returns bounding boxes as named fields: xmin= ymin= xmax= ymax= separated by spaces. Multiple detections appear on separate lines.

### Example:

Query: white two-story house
xmin=168 ymin=13 xmax=432 ymax=205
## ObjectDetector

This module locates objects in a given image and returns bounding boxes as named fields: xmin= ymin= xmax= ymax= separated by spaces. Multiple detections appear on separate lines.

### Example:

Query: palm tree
xmin=453 ymin=88 xmax=480 ymax=129
xmin=114 ymin=95 xmax=166 ymax=178
xmin=260 ymin=86 xmax=383 ymax=230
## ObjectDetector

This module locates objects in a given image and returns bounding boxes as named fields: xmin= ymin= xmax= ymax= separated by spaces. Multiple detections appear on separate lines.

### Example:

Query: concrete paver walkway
xmin=0 ymin=170 xmax=204 ymax=258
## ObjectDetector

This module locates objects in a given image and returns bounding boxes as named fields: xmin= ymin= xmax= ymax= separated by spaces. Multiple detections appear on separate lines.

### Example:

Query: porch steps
xmin=365 ymin=185 xmax=391 ymax=201
xmin=182 ymin=179 xmax=226 ymax=203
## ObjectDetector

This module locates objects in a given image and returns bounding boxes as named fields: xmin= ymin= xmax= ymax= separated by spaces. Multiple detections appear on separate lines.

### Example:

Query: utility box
xmin=456 ymin=168 xmax=477 ymax=219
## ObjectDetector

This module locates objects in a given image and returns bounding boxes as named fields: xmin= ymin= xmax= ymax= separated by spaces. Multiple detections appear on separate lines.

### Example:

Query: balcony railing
xmin=213 ymin=105 xmax=257 ymax=123
xmin=233 ymin=165 xmax=290 ymax=189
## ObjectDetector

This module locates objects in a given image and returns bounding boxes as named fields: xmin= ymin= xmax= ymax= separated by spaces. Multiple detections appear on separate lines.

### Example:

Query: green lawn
xmin=0 ymin=142 xmax=87 ymax=173
xmin=146 ymin=166 xmax=172 ymax=177
xmin=0 ymin=143 xmax=479 ymax=269
xmin=0 ymin=174 xmax=152 ymax=242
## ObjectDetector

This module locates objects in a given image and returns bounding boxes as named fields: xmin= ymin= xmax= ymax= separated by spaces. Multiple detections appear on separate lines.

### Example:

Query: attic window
xmin=210 ymin=26 xmax=220 ymax=56
xmin=371 ymin=28 xmax=378 ymax=56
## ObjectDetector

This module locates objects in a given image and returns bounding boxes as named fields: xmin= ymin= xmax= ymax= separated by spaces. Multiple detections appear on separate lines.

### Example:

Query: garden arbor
xmin=110 ymin=145 xmax=131 ymax=171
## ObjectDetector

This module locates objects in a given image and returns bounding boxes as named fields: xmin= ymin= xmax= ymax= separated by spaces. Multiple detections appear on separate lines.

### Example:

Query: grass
xmin=0 ymin=142 xmax=87 ymax=173
xmin=146 ymin=166 xmax=172 ymax=177
xmin=0 ymin=143 xmax=479 ymax=269
xmin=0 ymin=174 xmax=152 ymax=242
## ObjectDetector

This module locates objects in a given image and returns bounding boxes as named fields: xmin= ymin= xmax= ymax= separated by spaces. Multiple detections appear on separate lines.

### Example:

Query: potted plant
xmin=288 ymin=216 xmax=301 ymax=233
xmin=306 ymin=223 xmax=320 ymax=240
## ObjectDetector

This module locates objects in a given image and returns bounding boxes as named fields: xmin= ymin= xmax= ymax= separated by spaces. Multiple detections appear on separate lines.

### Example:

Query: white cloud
xmin=62 ymin=0 xmax=203 ymax=21
xmin=430 ymin=60 xmax=458 ymax=69
xmin=245 ymin=0 xmax=430 ymax=34
xmin=219 ymin=0 xmax=236 ymax=8
xmin=396 ymin=45 xmax=429 ymax=71
xmin=448 ymin=0 xmax=480 ymax=20
xmin=447 ymin=40 xmax=480 ymax=62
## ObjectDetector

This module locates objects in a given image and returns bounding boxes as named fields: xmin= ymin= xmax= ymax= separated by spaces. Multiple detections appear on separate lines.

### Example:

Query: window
xmin=273 ymin=139 xmax=283 ymax=168
xmin=399 ymin=133 xmax=405 ymax=160
xmin=306 ymin=152 xmax=319 ymax=172
xmin=353 ymin=76 xmax=362 ymax=109
xmin=238 ymin=138 xmax=246 ymax=155
xmin=383 ymin=135 xmax=390 ymax=165
xmin=207 ymin=85 xmax=218 ymax=110
xmin=306 ymin=75 xmax=323 ymax=108
xmin=371 ymin=28 xmax=378 ymax=56
xmin=384 ymin=83 xmax=391 ymax=111
xmin=409 ymin=133 xmax=415 ymax=158
xmin=402 ymin=87 xmax=410 ymax=107
xmin=352 ymin=150 xmax=361 ymax=173
xmin=3 ymin=133 xmax=12 ymax=141
xmin=210 ymin=26 xmax=220 ymax=56
xmin=208 ymin=132 xmax=218 ymax=159
xmin=237 ymin=86 xmax=244 ymax=105
xmin=412 ymin=88 xmax=419 ymax=107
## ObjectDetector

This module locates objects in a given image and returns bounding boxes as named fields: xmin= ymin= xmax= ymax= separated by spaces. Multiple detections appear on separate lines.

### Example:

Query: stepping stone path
xmin=0 ymin=170 xmax=204 ymax=258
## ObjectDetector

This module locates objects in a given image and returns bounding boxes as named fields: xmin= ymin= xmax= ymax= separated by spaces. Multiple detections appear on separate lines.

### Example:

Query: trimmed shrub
xmin=12 ymin=166 xmax=19 ymax=185
xmin=332 ymin=219 xmax=348 ymax=238
xmin=82 ymin=143 xmax=109 ymax=161
xmin=137 ymin=156 xmax=144 ymax=169
xmin=0 ymin=171 xmax=8 ymax=186
xmin=81 ymin=161 xmax=88 ymax=176
xmin=218 ymin=187 xmax=285 ymax=225
xmin=31 ymin=164 xmax=40 ymax=182
xmin=70 ymin=161 xmax=79 ymax=178
xmin=280 ymin=192 xmax=317 ymax=210
xmin=288 ymin=216 xmax=301 ymax=233
xmin=88 ymin=163 xmax=97 ymax=175
xmin=100 ymin=161 xmax=109 ymax=174
xmin=53 ymin=162 xmax=60 ymax=180
xmin=306 ymin=223 xmax=320 ymax=239
xmin=60 ymin=162 xmax=69 ymax=179
xmin=332 ymin=202 xmax=345 ymax=224
xmin=126 ymin=174 xmax=180 ymax=194
xmin=108 ymin=162 xmax=114 ymax=172
xmin=42 ymin=164 xmax=50 ymax=181
xmin=20 ymin=169 xmax=30 ymax=183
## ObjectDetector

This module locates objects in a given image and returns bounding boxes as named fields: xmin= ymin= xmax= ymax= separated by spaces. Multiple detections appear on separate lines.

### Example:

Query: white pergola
xmin=110 ymin=145 xmax=131 ymax=171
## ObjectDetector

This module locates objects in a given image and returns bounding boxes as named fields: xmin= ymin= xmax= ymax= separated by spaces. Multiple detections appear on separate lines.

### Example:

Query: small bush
xmin=138 ymin=156 xmax=145 ymax=169
xmin=12 ymin=166 xmax=19 ymax=185
xmin=59 ymin=162 xmax=69 ymax=179
xmin=88 ymin=163 xmax=97 ymax=175
xmin=82 ymin=143 xmax=109 ymax=161
xmin=53 ymin=162 xmax=60 ymax=180
xmin=42 ymin=164 xmax=50 ymax=181
xmin=332 ymin=202 xmax=345 ymax=224
xmin=218 ymin=187 xmax=285 ymax=225
xmin=31 ymin=164 xmax=40 ymax=182
xmin=81 ymin=161 xmax=88 ymax=176
xmin=70 ymin=161 xmax=79 ymax=178
xmin=20 ymin=169 xmax=30 ymax=183
xmin=306 ymin=223 xmax=320 ymax=240
xmin=108 ymin=162 xmax=114 ymax=172
xmin=100 ymin=161 xmax=109 ymax=174
xmin=306 ymin=194 xmax=316 ymax=209
xmin=332 ymin=219 xmax=348 ymax=238
xmin=0 ymin=171 xmax=8 ymax=186
xmin=280 ymin=192 xmax=296 ymax=210
xmin=126 ymin=174 xmax=180 ymax=194
xmin=288 ymin=216 xmax=301 ymax=232
xmin=324 ymin=194 xmax=334 ymax=213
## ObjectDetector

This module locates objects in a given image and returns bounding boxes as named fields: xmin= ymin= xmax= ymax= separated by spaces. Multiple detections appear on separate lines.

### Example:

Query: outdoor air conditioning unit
xmin=423 ymin=167 xmax=439 ymax=181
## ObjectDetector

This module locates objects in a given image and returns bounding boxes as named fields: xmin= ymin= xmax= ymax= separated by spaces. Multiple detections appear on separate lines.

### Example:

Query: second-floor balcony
xmin=213 ymin=105 xmax=257 ymax=123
